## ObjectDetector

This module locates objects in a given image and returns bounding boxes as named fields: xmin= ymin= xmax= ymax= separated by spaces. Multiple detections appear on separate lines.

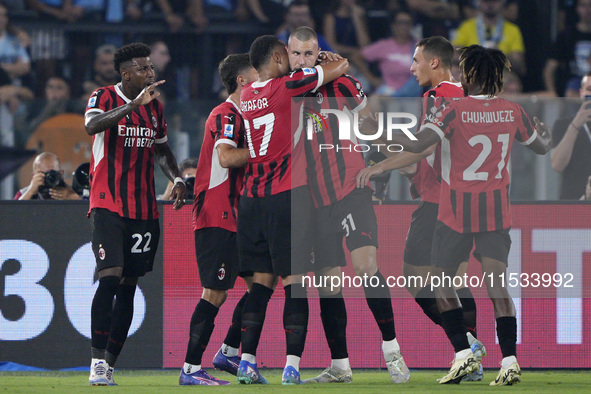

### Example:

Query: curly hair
xmin=113 ymin=43 xmax=151 ymax=73
xmin=459 ymin=45 xmax=511 ymax=97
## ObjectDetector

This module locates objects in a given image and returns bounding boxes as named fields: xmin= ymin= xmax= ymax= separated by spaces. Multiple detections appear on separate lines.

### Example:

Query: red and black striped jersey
xmin=422 ymin=95 xmax=537 ymax=233
xmin=240 ymin=66 xmax=324 ymax=198
xmin=411 ymin=81 xmax=465 ymax=204
xmin=86 ymin=83 xmax=167 ymax=220
xmin=193 ymin=98 xmax=245 ymax=232
xmin=303 ymin=75 xmax=367 ymax=207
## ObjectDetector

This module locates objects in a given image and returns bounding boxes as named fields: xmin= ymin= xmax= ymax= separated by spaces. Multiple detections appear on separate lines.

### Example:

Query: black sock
xmin=363 ymin=271 xmax=396 ymax=341
xmin=283 ymin=285 xmax=308 ymax=357
xmin=105 ymin=283 xmax=136 ymax=367
xmin=184 ymin=299 xmax=219 ymax=365
xmin=241 ymin=283 xmax=273 ymax=356
xmin=91 ymin=276 xmax=119 ymax=351
xmin=496 ymin=316 xmax=517 ymax=358
xmin=319 ymin=290 xmax=348 ymax=359
xmin=223 ymin=291 xmax=248 ymax=349
xmin=415 ymin=287 xmax=443 ymax=327
xmin=441 ymin=308 xmax=470 ymax=352
xmin=457 ymin=287 xmax=477 ymax=337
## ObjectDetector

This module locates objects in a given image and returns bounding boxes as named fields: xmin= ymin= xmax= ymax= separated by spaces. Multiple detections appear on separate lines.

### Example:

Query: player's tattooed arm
xmin=155 ymin=142 xmax=187 ymax=210
xmin=85 ymin=81 xmax=165 ymax=136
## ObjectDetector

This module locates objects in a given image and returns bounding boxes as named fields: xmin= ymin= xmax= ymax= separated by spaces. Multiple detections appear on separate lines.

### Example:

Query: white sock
xmin=455 ymin=348 xmax=472 ymax=359
xmin=241 ymin=353 xmax=256 ymax=364
xmin=466 ymin=332 xmax=476 ymax=346
xmin=222 ymin=343 xmax=239 ymax=357
xmin=501 ymin=355 xmax=517 ymax=369
xmin=285 ymin=355 xmax=300 ymax=371
xmin=183 ymin=362 xmax=201 ymax=374
xmin=382 ymin=338 xmax=400 ymax=356
xmin=331 ymin=358 xmax=350 ymax=370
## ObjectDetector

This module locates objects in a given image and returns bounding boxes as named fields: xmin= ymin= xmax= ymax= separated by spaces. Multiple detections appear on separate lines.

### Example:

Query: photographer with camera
xmin=15 ymin=152 xmax=81 ymax=200
xmin=161 ymin=158 xmax=198 ymax=201
xmin=551 ymin=72 xmax=591 ymax=199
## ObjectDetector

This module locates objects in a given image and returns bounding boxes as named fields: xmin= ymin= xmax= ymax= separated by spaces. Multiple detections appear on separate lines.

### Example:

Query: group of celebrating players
xmin=83 ymin=26 xmax=551 ymax=387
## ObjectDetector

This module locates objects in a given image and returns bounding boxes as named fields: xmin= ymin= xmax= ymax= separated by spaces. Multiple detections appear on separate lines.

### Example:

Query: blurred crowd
xmin=2 ymin=0 xmax=591 ymax=201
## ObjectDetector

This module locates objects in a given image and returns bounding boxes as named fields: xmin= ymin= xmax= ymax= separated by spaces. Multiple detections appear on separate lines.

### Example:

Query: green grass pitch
xmin=1 ymin=369 xmax=590 ymax=393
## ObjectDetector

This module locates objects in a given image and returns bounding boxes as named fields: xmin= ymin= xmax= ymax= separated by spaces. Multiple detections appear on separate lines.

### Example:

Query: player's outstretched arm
xmin=85 ymin=81 xmax=165 ymax=136
xmin=355 ymin=146 xmax=436 ymax=188
xmin=217 ymin=144 xmax=250 ymax=169
xmin=386 ymin=126 xmax=441 ymax=154
xmin=527 ymin=116 xmax=552 ymax=155
xmin=155 ymin=142 xmax=187 ymax=210
xmin=317 ymin=57 xmax=349 ymax=87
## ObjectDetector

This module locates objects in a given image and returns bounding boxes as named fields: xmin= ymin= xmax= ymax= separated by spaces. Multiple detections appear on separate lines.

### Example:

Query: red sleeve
xmin=282 ymin=66 xmax=323 ymax=96
xmin=85 ymin=88 xmax=110 ymax=113
xmin=154 ymin=100 xmax=167 ymax=140
xmin=213 ymin=110 xmax=242 ymax=146
xmin=515 ymin=106 xmax=537 ymax=145
xmin=336 ymin=75 xmax=367 ymax=112
xmin=422 ymin=97 xmax=457 ymax=139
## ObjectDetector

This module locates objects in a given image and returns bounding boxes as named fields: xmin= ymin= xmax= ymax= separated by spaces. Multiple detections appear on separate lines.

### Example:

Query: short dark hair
xmin=218 ymin=54 xmax=252 ymax=94
xmin=113 ymin=43 xmax=151 ymax=73
xmin=459 ymin=45 xmax=511 ymax=97
xmin=416 ymin=36 xmax=454 ymax=69
xmin=249 ymin=35 xmax=284 ymax=71
xmin=290 ymin=26 xmax=317 ymax=43
xmin=179 ymin=158 xmax=198 ymax=174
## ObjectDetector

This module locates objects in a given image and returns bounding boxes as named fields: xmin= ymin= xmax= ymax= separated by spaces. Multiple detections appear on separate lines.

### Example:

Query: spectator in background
xmin=544 ymin=0 xmax=591 ymax=97
xmin=453 ymin=0 xmax=526 ymax=76
xmin=81 ymin=44 xmax=119 ymax=100
xmin=161 ymin=157 xmax=197 ymax=200
xmin=0 ymin=1 xmax=32 ymax=86
xmin=26 ymin=0 xmax=73 ymax=97
xmin=323 ymin=0 xmax=381 ymax=89
xmin=15 ymin=151 xmax=81 ymax=200
xmin=244 ymin=0 xmax=286 ymax=29
xmin=407 ymin=0 xmax=461 ymax=38
xmin=150 ymin=39 xmax=177 ymax=99
xmin=22 ymin=76 xmax=84 ymax=138
xmin=361 ymin=10 xmax=422 ymax=97
xmin=551 ymin=72 xmax=591 ymax=199
xmin=277 ymin=1 xmax=333 ymax=52
xmin=155 ymin=0 xmax=208 ymax=33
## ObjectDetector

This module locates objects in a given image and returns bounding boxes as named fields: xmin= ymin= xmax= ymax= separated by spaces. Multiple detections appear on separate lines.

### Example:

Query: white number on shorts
xmin=341 ymin=213 xmax=357 ymax=237
xmin=131 ymin=232 xmax=152 ymax=253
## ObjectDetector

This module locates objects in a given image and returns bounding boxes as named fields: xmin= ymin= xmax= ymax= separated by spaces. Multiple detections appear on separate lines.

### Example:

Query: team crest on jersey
xmin=88 ymin=96 xmax=97 ymax=108
xmin=316 ymin=92 xmax=324 ymax=104
xmin=224 ymin=124 xmax=234 ymax=137
xmin=98 ymin=246 xmax=106 ymax=260
xmin=302 ymin=67 xmax=316 ymax=75
xmin=218 ymin=267 xmax=226 ymax=280
xmin=151 ymin=115 xmax=158 ymax=128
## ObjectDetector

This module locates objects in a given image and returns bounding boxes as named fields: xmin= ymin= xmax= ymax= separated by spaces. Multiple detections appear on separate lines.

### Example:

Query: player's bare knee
xmin=202 ymin=288 xmax=228 ymax=307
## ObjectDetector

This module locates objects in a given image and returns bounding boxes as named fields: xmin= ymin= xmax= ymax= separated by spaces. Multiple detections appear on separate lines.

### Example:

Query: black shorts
xmin=195 ymin=228 xmax=250 ymax=290
xmin=91 ymin=208 xmax=160 ymax=277
xmin=238 ymin=189 xmax=311 ymax=277
xmin=404 ymin=201 xmax=439 ymax=267
xmin=431 ymin=221 xmax=512 ymax=270
xmin=313 ymin=187 xmax=378 ymax=270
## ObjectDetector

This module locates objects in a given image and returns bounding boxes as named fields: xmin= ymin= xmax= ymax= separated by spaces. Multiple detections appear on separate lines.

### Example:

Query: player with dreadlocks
xmin=383 ymin=44 xmax=552 ymax=385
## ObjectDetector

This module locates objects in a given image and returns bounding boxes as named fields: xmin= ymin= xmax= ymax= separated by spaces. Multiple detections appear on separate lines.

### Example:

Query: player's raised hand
xmin=133 ymin=80 xmax=165 ymax=106
xmin=170 ymin=181 xmax=188 ymax=211
xmin=356 ymin=165 xmax=383 ymax=188
xmin=533 ymin=116 xmax=550 ymax=138
xmin=318 ymin=51 xmax=343 ymax=62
